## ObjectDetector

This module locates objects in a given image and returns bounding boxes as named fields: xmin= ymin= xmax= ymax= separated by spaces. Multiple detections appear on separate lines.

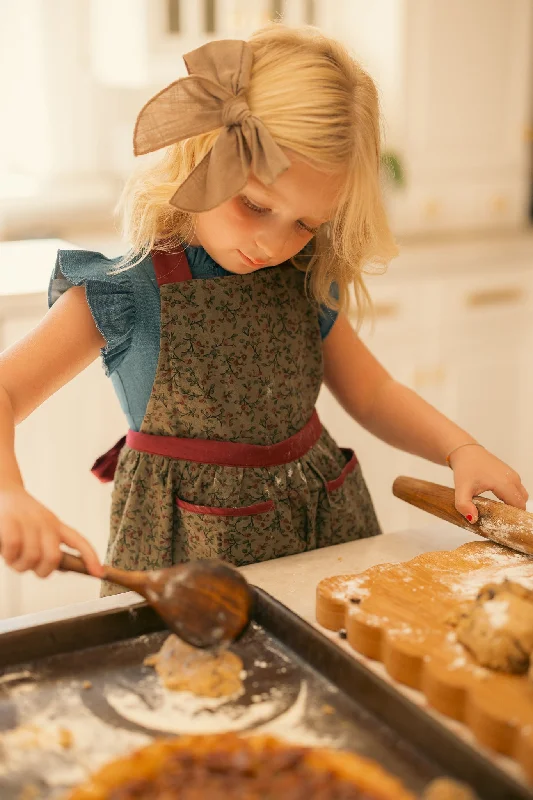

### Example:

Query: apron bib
xmin=100 ymin=251 xmax=380 ymax=595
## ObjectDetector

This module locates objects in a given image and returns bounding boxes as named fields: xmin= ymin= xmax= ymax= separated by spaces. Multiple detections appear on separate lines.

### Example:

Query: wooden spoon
xmin=59 ymin=553 xmax=254 ymax=648
xmin=393 ymin=475 xmax=533 ymax=557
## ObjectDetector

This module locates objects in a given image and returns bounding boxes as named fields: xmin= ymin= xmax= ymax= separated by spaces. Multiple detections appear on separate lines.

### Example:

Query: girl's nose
xmin=254 ymin=224 xmax=289 ymax=261
xmin=252 ymin=241 xmax=271 ymax=261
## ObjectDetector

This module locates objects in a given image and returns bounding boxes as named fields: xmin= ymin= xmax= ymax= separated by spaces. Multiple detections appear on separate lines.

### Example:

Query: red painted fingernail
xmin=466 ymin=514 xmax=473 ymax=522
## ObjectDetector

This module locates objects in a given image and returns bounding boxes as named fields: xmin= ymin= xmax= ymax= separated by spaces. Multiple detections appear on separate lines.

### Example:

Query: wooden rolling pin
xmin=393 ymin=476 xmax=533 ymax=557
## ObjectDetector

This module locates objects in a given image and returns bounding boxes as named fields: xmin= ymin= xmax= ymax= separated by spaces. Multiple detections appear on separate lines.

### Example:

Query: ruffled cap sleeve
xmin=49 ymin=249 xmax=135 ymax=376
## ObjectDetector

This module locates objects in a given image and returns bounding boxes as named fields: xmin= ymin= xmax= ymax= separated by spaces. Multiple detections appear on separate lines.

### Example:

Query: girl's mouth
xmin=237 ymin=250 xmax=269 ymax=267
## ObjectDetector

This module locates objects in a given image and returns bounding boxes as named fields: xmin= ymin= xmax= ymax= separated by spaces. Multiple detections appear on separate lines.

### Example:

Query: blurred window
xmin=167 ymin=0 xmax=180 ymax=33
xmin=305 ymin=0 xmax=316 ymax=24
xmin=271 ymin=0 xmax=283 ymax=20
xmin=205 ymin=0 xmax=216 ymax=34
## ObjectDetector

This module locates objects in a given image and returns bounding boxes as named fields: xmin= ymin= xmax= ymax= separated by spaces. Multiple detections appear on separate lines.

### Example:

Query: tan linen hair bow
xmin=133 ymin=39 xmax=290 ymax=212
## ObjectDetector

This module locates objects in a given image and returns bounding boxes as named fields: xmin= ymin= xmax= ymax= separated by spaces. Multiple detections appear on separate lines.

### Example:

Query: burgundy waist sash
xmin=91 ymin=409 xmax=322 ymax=482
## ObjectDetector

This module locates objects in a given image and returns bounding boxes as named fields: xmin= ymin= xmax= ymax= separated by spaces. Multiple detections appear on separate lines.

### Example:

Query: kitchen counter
xmin=0 ymin=525 xmax=474 ymax=634
xmin=241 ymin=524 xmax=476 ymax=623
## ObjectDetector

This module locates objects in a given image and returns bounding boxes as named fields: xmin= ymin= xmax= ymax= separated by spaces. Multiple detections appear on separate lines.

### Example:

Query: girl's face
xmin=190 ymin=151 xmax=343 ymax=274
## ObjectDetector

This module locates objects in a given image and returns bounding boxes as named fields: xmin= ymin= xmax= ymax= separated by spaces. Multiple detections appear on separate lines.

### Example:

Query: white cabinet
xmin=1 ymin=312 xmax=125 ymax=617
xmin=387 ymin=0 xmax=533 ymax=234
xmin=0 ymin=240 xmax=125 ymax=619
xmin=318 ymin=237 xmax=533 ymax=533
xmin=327 ymin=0 xmax=533 ymax=235
xmin=317 ymin=272 xmax=444 ymax=533
xmin=440 ymin=270 xmax=533 ymax=490
xmin=317 ymin=272 xmax=454 ymax=533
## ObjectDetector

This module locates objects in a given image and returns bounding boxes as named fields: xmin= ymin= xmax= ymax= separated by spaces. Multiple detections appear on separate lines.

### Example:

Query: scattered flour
xmin=0 ymin=684 xmax=150 ymax=794
xmin=482 ymin=599 xmax=510 ymax=629
xmin=104 ymin=672 xmax=303 ymax=735
xmin=330 ymin=565 xmax=414 ymax=602
xmin=448 ymin=655 xmax=467 ymax=670
xmin=331 ymin=578 xmax=370 ymax=601
xmin=446 ymin=546 xmax=533 ymax=599
xmin=474 ymin=501 xmax=533 ymax=557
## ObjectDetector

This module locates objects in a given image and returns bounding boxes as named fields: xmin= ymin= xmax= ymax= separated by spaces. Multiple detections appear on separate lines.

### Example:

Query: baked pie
xmin=67 ymin=732 xmax=415 ymax=799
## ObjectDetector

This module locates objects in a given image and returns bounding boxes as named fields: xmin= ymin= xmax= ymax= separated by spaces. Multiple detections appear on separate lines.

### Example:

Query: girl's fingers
xmin=491 ymin=481 xmax=527 ymax=511
xmin=10 ymin=527 xmax=41 ymax=572
xmin=33 ymin=530 xmax=63 ymax=578
xmin=0 ymin=523 xmax=23 ymax=565
xmin=500 ymin=469 xmax=528 ymax=504
xmin=455 ymin=470 xmax=529 ymax=524
xmin=59 ymin=524 xmax=104 ymax=578
xmin=454 ymin=484 xmax=479 ymax=524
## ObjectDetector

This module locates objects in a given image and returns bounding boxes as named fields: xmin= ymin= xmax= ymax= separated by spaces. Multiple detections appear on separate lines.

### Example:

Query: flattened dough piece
xmin=144 ymin=634 xmax=244 ymax=698
xmin=456 ymin=581 xmax=533 ymax=673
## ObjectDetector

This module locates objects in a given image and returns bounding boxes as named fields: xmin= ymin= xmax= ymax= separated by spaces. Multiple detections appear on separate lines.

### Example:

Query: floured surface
xmin=316 ymin=541 xmax=533 ymax=783
xmin=0 ymin=621 xmax=436 ymax=799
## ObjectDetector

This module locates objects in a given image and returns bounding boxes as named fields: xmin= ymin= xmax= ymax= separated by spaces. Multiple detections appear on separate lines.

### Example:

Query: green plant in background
xmin=381 ymin=150 xmax=405 ymax=189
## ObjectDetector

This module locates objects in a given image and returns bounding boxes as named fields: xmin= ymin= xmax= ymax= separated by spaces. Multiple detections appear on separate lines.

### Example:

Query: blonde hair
xmin=117 ymin=24 xmax=398 ymax=321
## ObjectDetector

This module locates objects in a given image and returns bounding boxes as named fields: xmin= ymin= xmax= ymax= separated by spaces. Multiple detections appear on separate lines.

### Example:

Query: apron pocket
xmin=317 ymin=448 xmax=380 ymax=546
xmin=175 ymin=496 xmax=280 ymax=566
xmin=325 ymin=448 xmax=358 ymax=493
xmin=176 ymin=498 xmax=274 ymax=516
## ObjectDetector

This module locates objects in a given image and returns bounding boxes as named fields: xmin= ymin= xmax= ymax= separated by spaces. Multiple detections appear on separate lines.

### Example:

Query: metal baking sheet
xmin=0 ymin=588 xmax=530 ymax=800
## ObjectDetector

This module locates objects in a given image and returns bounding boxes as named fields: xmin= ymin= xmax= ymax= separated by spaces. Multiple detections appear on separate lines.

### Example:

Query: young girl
xmin=0 ymin=25 xmax=527 ymax=593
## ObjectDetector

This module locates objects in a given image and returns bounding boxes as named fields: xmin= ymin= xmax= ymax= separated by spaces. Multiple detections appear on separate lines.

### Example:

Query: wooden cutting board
xmin=316 ymin=541 xmax=533 ymax=782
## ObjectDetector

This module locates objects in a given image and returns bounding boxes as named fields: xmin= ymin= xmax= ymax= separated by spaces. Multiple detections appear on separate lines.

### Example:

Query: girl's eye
xmin=299 ymin=221 xmax=319 ymax=235
xmin=241 ymin=195 xmax=318 ymax=235
xmin=241 ymin=196 xmax=268 ymax=215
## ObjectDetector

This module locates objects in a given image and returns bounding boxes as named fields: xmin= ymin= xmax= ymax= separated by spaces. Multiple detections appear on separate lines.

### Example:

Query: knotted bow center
xmin=221 ymin=91 xmax=252 ymax=127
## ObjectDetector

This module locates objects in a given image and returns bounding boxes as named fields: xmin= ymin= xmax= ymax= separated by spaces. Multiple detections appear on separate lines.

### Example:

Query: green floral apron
xmin=99 ymin=250 xmax=380 ymax=595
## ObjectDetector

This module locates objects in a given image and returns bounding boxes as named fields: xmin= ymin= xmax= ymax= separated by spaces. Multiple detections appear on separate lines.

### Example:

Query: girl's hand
xmin=449 ymin=445 xmax=529 ymax=523
xmin=0 ymin=485 xmax=104 ymax=578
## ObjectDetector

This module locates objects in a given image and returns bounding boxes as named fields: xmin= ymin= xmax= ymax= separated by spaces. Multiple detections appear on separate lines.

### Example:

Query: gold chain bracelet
xmin=445 ymin=442 xmax=484 ymax=467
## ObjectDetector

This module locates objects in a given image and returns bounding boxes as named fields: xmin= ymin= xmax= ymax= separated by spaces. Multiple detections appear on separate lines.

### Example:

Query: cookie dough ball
xmin=456 ymin=583 xmax=533 ymax=673
xmin=478 ymin=579 xmax=533 ymax=603
xmin=144 ymin=634 xmax=244 ymax=698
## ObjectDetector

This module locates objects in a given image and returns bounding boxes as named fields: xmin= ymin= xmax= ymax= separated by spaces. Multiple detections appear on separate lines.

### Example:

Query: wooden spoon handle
xmin=58 ymin=551 xmax=150 ymax=594
xmin=392 ymin=476 xmax=533 ymax=556
xmin=58 ymin=552 xmax=91 ymax=575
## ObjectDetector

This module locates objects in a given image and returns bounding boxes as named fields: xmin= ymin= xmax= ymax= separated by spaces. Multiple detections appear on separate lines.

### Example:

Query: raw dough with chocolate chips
xmin=456 ymin=580 xmax=533 ymax=673
xmin=144 ymin=634 xmax=244 ymax=698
